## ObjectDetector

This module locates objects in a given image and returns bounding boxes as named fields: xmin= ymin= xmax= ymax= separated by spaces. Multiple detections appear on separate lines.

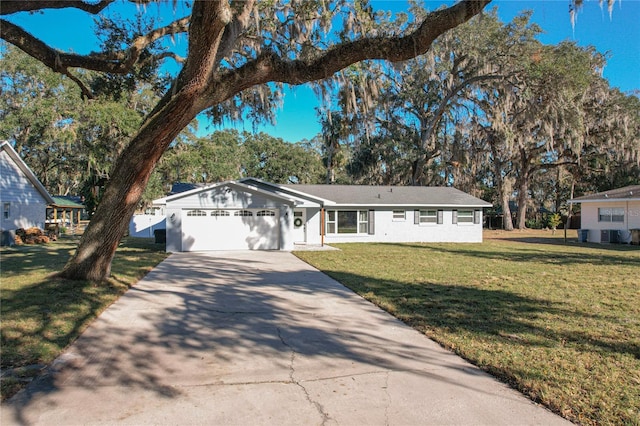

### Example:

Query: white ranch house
xmin=145 ymin=178 xmax=491 ymax=252
xmin=570 ymin=185 xmax=640 ymax=244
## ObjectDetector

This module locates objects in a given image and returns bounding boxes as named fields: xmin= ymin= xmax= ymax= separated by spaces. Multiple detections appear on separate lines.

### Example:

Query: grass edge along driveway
xmin=1 ymin=237 xmax=169 ymax=401
xmin=295 ymin=232 xmax=640 ymax=426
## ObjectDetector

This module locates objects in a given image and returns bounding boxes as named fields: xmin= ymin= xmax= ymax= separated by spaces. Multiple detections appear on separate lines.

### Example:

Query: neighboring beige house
xmin=570 ymin=185 xmax=640 ymax=244
xmin=0 ymin=141 xmax=54 ymax=239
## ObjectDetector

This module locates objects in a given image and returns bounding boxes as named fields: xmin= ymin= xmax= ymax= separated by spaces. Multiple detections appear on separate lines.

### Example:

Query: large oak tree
xmin=1 ymin=0 xmax=490 ymax=281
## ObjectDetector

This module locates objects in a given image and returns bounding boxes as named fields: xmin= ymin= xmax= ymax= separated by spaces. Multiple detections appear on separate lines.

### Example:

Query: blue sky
xmin=5 ymin=0 xmax=639 ymax=142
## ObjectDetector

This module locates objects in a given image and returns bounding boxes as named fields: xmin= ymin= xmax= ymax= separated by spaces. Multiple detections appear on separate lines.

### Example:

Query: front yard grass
xmin=0 ymin=236 xmax=169 ymax=400
xmin=295 ymin=231 xmax=640 ymax=426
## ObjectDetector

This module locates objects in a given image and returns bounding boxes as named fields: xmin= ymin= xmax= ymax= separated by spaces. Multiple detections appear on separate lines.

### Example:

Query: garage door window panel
xmin=234 ymin=210 xmax=253 ymax=217
xmin=186 ymin=210 xmax=207 ymax=216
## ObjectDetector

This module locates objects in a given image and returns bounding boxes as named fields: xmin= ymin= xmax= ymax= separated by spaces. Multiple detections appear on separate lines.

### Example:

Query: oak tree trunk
xmin=59 ymin=91 xmax=199 ymax=281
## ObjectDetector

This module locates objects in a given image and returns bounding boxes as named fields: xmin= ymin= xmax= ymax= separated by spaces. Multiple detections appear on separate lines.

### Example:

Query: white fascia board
xmin=152 ymin=197 xmax=167 ymax=206
xmin=232 ymin=181 xmax=300 ymax=205
xmin=569 ymin=198 xmax=640 ymax=203
xmin=327 ymin=203 xmax=492 ymax=209
xmin=162 ymin=180 xmax=234 ymax=202
xmin=239 ymin=177 xmax=334 ymax=206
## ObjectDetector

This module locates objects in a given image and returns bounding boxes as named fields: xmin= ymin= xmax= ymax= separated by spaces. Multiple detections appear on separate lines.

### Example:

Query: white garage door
xmin=181 ymin=209 xmax=279 ymax=251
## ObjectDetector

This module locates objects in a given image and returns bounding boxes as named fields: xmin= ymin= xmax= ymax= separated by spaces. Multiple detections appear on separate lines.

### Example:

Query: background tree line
xmin=2 ymin=8 xmax=638 ymax=231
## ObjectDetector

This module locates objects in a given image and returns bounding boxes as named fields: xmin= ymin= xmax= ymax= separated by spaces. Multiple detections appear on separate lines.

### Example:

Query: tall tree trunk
xmin=500 ymin=183 xmax=514 ymax=231
xmin=515 ymin=149 xmax=531 ymax=229
xmin=59 ymin=91 xmax=199 ymax=281
xmin=515 ymin=176 xmax=529 ymax=229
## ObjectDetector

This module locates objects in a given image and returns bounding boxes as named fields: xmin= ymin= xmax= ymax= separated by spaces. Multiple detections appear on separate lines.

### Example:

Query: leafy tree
xmin=242 ymin=132 xmax=324 ymax=184
xmin=2 ymin=0 xmax=489 ymax=281
xmin=0 ymin=42 xmax=155 ymax=199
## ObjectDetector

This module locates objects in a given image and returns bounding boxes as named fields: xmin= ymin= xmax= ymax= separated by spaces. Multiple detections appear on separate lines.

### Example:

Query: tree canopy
xmin=1 ymin=0 xmax=491 ymax=281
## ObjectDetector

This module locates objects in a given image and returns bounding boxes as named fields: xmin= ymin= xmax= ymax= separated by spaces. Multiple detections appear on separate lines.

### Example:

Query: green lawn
xmin=295 ymin=231 xmax=640 ymax=426
xmin=0 ymin=237 xmax=169 ymax=400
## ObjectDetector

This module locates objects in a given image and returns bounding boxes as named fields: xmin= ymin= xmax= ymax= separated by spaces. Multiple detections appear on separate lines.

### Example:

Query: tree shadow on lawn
xmin=324 ymin=269 xmax=640 ymax=362
xmin=4 ymin=252 xmax=515 ymax=424
xmin=384 ymin=241 xmax=640 ymax=267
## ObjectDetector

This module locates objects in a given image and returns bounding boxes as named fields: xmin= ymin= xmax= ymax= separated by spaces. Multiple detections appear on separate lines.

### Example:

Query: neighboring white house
xmin=0 ymin=141 xmax=54 ymax=237
xmin=570 ymin=185 xmax=640 ymax=244
xmin=151 ymin=177 xmax=491 ymax=252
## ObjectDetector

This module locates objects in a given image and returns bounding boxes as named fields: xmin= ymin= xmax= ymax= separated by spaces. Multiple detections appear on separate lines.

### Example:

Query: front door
xmin=292 ymin=209 xmax=306 ymax=244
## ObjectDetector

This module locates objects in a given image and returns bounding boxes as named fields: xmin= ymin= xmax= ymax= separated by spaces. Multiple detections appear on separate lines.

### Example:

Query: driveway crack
xmin=277 ymin=327 xmax=333 ymax=425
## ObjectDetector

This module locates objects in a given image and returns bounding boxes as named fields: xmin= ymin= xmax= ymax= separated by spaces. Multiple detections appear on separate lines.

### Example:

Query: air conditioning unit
xmin=601 ymin=230 xmax=620 ymax=244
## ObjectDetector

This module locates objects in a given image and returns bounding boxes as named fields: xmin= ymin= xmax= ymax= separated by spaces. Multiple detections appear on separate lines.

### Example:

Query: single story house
xmin=0 ymin=141 xmax=55 ymax=241
xmin=569 ymin=185 xmax=640 ymax=243
xmin=151 ymin=178 xmax=491 ymax=252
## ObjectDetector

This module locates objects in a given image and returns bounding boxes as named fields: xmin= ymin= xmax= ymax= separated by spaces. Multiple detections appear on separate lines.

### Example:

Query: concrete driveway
xmin=2 ymin=251 xmax=570 ymax=425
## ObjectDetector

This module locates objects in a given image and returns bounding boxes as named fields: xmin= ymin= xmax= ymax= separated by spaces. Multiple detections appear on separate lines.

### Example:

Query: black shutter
xmin=368 ymin=210 xmax=375 ymax=235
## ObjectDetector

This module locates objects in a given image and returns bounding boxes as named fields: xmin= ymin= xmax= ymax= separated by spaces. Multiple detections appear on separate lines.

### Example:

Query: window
xmin=186 ymin=210 xmax=207 ymax=216
xmin=234 ymin=210 xmax=253 ymax=217
xmin=457 ymin=210 xmax=474 ymax=223
xmin=3 ymin=203 xmax=9 ymax=220
xmin=598 ymin=207 xmax=624 ymax=222
xmin=326 ymin=210 xmax=369 ymax=234
xmin=257 ymin=210 xmax=275 ymax=216
xmin=393 ymin=210 xmax=405 ymax=220
xmin=211 ymin=210 xmax=229 ymax=217
xmin=419 ymin=210 xmax=437 ymax=224
xmin=326 ymin=210 xmax=336 ymax=233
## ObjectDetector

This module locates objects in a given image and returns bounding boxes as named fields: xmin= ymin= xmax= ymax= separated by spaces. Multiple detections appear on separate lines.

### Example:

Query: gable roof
xmin=570 ymin=185 xmax=640 ymax=203
xmin=157 ymin=178 xmax=491 ymax=208
xmin=51 ymin=196 xmax=85 ymax=209
xmin=283 ymin=184 xmax=491 ymax=207
xmin=0 ymin=141 xmax=55 ymax=205
xmin=155 ymin=180 xmax=302 ymax=206
xmin=241 ymin=178 xmax=490 ymax=208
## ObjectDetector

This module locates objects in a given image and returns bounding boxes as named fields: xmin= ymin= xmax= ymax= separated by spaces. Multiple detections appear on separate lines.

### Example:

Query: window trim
xmin=3 ymin=202 xmax=9 ymax=220
xmin=598 ymin=207 xmax=624 ymax=223
xmin=392 ymin=210 xmax=406 ymax=221
xmin=419 ymin=209 xmax=438 ymax=224
xmin=325 ymin=209 xmax=370 ymax=234
xmin=186 ymin=209 xmax=207 ymax=217
xmin=457 ymin=209 xmax=474 ymax=224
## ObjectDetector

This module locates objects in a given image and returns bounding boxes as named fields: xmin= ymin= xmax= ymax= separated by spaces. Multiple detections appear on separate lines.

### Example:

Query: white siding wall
xmin=313 ymin=208 xmax=483 ymax=244
xmin=129 ymin=214 xmax=166 ymax=238
xmin=580 ymin=201 xmax=640 ymax=243
xmin=164 ymin=185 xmax=294 ymax=252
xmin=0 ymin=150 xmax=48 ymax=231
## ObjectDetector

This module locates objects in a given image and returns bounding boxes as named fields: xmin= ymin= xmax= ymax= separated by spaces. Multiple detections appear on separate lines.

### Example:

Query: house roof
xmin=282 ymin=184 xmax=492 ymax=207
xmin=570 ymin=185 xmax=640 ymax=203
xmin=157 ymin=178 xmax=492 ymax=208
xmin=51 ymin=196 xmax=85 ymax=209
xmin=1 ymin=140 xmax=55 ymax=205
xmin=154 ymin=180 xmax=302 ymax=206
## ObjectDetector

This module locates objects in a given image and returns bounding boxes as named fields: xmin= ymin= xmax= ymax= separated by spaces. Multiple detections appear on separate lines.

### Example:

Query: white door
xmin=292 ymin=209 xmax=306 ymax=244
xmin=181 ymin=209 xmax=279 ymax=251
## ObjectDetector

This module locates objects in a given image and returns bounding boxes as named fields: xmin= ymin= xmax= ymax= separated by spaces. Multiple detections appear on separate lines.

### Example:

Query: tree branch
xmin=1 ymin=15 xmax=189 ymax=74
xmin=208 ymin=0 xmax=491 ymax=105
xmin=0 ymin=0 xmax=114 ymax=15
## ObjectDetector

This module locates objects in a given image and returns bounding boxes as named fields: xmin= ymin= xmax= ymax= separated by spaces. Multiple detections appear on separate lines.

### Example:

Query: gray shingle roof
xmin=282 ymin=184 xmax=491 ymax=207
xmin=571 ymin=185 xmax=640 ymax=202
